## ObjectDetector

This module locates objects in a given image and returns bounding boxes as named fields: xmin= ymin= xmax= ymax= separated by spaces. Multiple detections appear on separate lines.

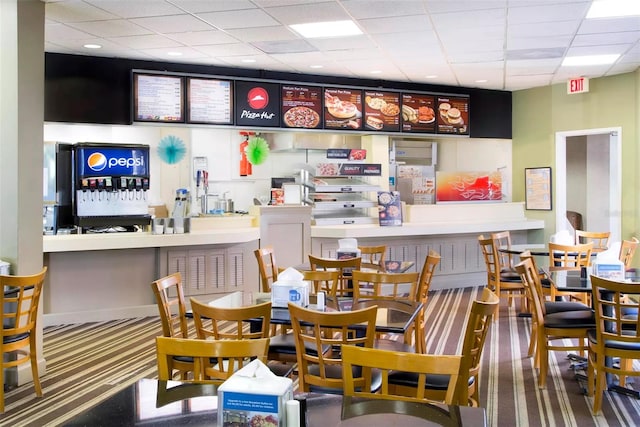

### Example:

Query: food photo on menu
xmin=324 ymin=88 xmax=362 ymax=130
xmin=281 ymin=85 xmax=322 ymax=129
xmin=363 ymin=90 xmax=400 ymax=132
xmin=401 ymin=94 xmax=436 ymax=133
xmin=436 ymin=96 xmax=469 ymax=135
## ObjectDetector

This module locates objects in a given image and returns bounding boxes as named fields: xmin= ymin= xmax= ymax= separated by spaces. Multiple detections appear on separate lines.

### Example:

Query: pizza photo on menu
xmin=283 ymin=106 xmax=320 ymax=128
xmin=325 ymin=93 xmax=358 ymax=119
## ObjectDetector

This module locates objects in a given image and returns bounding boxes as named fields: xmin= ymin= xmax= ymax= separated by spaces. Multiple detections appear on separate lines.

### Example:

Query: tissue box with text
xmin=218 ymin=359 xmax=293 ymax=427
xmin=271 ymin=267 xmax=309 ymax=308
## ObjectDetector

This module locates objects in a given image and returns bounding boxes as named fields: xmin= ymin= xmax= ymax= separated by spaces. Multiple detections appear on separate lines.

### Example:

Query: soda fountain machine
xmin=74 ymin=143 xmax=151 ymax=231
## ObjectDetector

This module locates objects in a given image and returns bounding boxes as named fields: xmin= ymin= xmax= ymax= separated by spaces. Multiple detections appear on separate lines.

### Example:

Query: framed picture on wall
xmin=525 ymin=167 xmax=552 ymax=210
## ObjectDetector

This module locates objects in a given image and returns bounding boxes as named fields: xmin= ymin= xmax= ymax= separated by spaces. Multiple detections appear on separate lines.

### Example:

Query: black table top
xmin=63 ymin=379 xmax=487 ymax=426
xmin=548 ymin=269 xmax=640 ymax=293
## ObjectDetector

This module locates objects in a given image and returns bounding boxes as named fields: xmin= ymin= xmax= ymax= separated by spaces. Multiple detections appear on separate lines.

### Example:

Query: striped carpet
xmin=1 ymin=286 xmax=639 ymax=426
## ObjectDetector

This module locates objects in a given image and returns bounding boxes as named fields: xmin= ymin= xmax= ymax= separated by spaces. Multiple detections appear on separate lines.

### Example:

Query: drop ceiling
xmin=43 ymin=0 xmax=640 ymax=91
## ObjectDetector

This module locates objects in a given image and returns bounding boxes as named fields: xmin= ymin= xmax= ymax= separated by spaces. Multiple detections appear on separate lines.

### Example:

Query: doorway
xmin=554 ymin=127 xmax=622 ymax=242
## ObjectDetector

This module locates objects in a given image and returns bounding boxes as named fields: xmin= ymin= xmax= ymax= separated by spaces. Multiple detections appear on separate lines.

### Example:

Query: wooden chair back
xmin=575 ymin=230 xmax=610 ymax=252
xmin=302 ymin=270 xmax=340 ymax=299
xmin=351 ymin=270 xmax=419 ymax=304
xmin=411 ymin=250 xmax=441 ymax=354
xmin=308 ymin=255 xmax=362 ymax=297
xmin=150 ymin=272 xmax=189 ymax=338
xmin=254 ymin=246 xmax=279 ymax=292
xmin=341 ymin=345 xmax=463 ymax=405
xmin=0 ymin=267 xmax=47 ymax=412
xmin=156 ymin=336 xmax=269 ymax=383
xmin=358 ymin=245 xmax=387 ymax=272
xmin=491 ymin=231 xmax=515 ymax=272
xmin=190 ymin=298 xmax=272 ymax=340
xmin=548 ymin=242 xmax=593 ymax=270
xmin=478 ymin=235 xmax=500 ymax=293
xmin=288 ymin=302 xmax=377 ymax=393
xmin=619 ymin=237 xmax=639 ymax=269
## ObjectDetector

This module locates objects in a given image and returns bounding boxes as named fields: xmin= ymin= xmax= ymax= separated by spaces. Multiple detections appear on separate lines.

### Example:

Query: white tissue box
xmin=218 ymin=359 xmax=293 ymax=427
xmin=271 ymin=281 xmax=309 ymax=308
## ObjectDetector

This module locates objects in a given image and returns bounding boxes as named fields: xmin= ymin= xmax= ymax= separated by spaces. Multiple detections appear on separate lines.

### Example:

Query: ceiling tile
xmin=169 ymin=0 xmax=257 ymax=13
xmin=262 ymin=2 xmax=350 ymax=25
xmin=566 ymin=44 xmax=632 ymax=56
xmin=107 ymin=34 xmax=183 ymax=50
xmin=45 ymin=23 xmax=99 ymax=41
xmin=84 ymin=0 xmax=184 ymax=19
xmin=166 ymin=30 xmax=240 ymax=46
xmin=430 ymin=8 xmax=506 ymax=30
xmin=341 ymin=0 xmax=427 ymax=19
xmin=578 ymin=17 xmax=640 ymax=35
xmin=371 ymin=31 xmax=440 ymax=51
xmin=358 ymin=15 xmax=432 ymax=34
xmin=508 ymin=20 xmax=580 ymax=38
xmin=507 ymin=2 xmax=591 ymax=24
xmin=195 ymin=9 xmax=280 ymax=30
xmin=506 ymin=58 xmax=562 ymax=75
xmin=572 ymin=31 xmax=640 ymax=47
xmin=45 ymin=0 xmax=119 ymax=23
xmin=130 ymin=14 xmax=214 ymax=33
xmin=194 ymin=43 xmax=263 ymax=57
xmin=307 ymin=34 xmax=377 ymax=51
xmin=226 ymin=26 xmax=298 ymax=43
xmin=67 ymin=19 xmax=152 ymax=38
xmin=141 ymin=46 xmax=209 ymax=60
xmin=252 ymin=39 xmax=317 ymax=54
xmin=507 ymin=35 xmax=573 ymax=50
xmin=425 ymin=0 xmax=507 ymax=14
xmin=448 ymin=51 xmax=504 ymax=64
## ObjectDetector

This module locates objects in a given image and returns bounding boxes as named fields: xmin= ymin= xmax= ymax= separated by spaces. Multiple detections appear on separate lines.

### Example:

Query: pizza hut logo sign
xmin=248 ymin=87 xmax=268 ymax=109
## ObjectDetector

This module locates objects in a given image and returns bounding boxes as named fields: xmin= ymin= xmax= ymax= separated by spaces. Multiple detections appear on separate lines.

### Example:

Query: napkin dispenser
xmin=271 ymin=267 xmax=309 ymax=308
xmin=336 ymin=238 xmax=361 ymax=260
xmin=218 ymin=359 xmax=294 ymax=427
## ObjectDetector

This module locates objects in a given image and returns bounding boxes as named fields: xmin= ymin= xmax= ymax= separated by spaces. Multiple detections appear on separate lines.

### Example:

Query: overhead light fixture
xmin=370 ymin=70 xmax=382 ymax=74
xmin=562 ymin=54 xmax=620 ymax=66
xmin=309 ymin=64 xmax=323 ymax=69
xmin=241 ymin=59 xmax=257 ymax=63
xmin=586 ymin=0 xmax=640 ymax=18
xmin=475 ymin=79 xmax=488 ymax=83
xmin=424 ymin=75 xmax=438 ymax=79
xmin=290 ymin=20 xmax=362 ymax=39
xmin=83 ymin=44 xmax=101 ymax=49
xmin=167 ymin=51 xmax=182 ymax=56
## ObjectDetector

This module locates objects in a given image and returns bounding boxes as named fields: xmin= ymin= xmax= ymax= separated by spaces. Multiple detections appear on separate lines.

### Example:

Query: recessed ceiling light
xmin=562 ymin=54 xmax=620 ymax=66
xmin=424 ymin=75 xmax=438 ymax=79
xmin=83 ymin=44 xmax=101 ymax=49
xmin=241 ymin=59 xmax=257 ymax=63
xmin=586 ymin=0 xmax=640 ymax=18
xmin=370 ymin=70 xmax=382 ymax=74
xmin=309 ymin=65 xmax=323 ymax=69
xmin=167 ymin=51 xmax=182 ymax=56
xmin=290 ymin=20 xmax=362 ymax=39
xmin=475 ymin=79 xmax=488 ymax=83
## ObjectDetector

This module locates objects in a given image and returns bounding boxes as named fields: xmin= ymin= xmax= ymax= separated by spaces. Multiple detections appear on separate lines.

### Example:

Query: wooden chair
xmin=341 ymin=345 xmax=463 ymax=405
xmin=302 ymin=269 xmax=340 ymax=298
xmin=548 ymin=241 xmax=593 ymax=304
xmin=478 ymin=235 xmax=526 ymax=318
xmin=288 ymin=302 xmax=379 ymax=394
xmin=150 ymin=272 xmax=193 ymax=379
xmin=587 ymin=276 xmax=640 ymax=414
xmin=575 ymin=230 xmax=610 ymax=252
xmin=619 ymin=237 xmax=639 ymax=269
xmin=388 ymin=287 xmax=499 ymax=407
xmin=308 ymin=255 xmax=362 ymax=298
xmin=0 ymin=267 xmax=47 ymax=413
xmin=515 ymin=258 xmax=595 ymax=389
xmin=155 ymin=336 xmax=269 ymax=384
xmin=351 ymin=270 xmax=419 ymax=304
xmin=518 ymin=251 xmax=591 ymax=360
xmin=358 ymin=245 xmax=387 ymax=272
xmin=254 ymin=246 xmax=279 ymax=292
xmin=410 ymin=250 xmax=441 ymax=354
xmin=491 ymin=231 xmax=517 ymax=274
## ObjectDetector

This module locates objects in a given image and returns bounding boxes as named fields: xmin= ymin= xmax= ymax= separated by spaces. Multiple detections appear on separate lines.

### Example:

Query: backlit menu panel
xmin=363 ymin=91 xmax=400 ymax=132
xmin=133 ymin=73 xmax=184 ymax=122
xmin=436 ymin=96 xmax=469 ymax=135
xmin=324 ymin=88 xmax=363 ymax=130
xmin=401 ymin=94 xmax=436 ymax=133
xmin=187 ymin=77 xmax=233 ymax=124
xmin=235 ymin=81 xmax=280 ymax=127
xmin=281 ymin=85 xmax=322 ymax=129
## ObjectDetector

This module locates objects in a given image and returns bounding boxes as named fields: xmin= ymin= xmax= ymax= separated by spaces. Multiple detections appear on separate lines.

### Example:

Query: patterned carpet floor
xmin=1 ymin=286 xmax=639 ymax=426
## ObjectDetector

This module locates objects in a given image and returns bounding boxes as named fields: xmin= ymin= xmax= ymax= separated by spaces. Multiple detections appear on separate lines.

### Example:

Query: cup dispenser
xmin=74 ymin=143 xmax=151 ymax=230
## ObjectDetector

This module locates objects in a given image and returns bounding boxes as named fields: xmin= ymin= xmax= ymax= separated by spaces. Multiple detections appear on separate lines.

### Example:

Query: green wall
xmin=513 ymin=70 xmax=639 ymax=254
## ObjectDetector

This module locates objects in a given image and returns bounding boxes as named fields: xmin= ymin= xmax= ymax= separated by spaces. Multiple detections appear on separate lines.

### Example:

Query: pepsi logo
xmin=87 ymin=152 xmax=107 ymax=171
xmin=247 ymin=87 xmax=269 ymax=109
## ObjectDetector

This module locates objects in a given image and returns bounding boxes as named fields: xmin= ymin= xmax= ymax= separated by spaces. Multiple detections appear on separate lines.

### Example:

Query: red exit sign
xmin=567 ymin=77 xmax=589 ymax=94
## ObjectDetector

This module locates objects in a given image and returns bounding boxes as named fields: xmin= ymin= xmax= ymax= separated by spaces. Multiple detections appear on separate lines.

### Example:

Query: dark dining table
xmin=63 ymin=378 xmax=487 ymax=426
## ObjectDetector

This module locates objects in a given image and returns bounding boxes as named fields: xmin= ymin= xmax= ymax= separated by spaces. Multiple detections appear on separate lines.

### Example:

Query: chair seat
xmin=374 ymin=338 xmax=415 ymax=353
xmin=387 ymin=370 xmax=475 ymax=390
xmin=587 ymin=329 xmax=640 ymax=351
xmin=268 ymin=333 xmax=330 ymax=356
xmin=544 ymin=310 xmax=595 ymax=329
xmin=3 ymin=333 xmax=30 ymax=344
xmin=308 ymin=364 xmax=382 ymax=394
xmin=544 ymin=301 xmax=592 ymax=314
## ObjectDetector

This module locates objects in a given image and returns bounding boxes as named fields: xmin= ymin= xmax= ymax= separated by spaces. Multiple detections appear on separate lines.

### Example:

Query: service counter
xmin=42 ymin=227 xmax=260 ymax=326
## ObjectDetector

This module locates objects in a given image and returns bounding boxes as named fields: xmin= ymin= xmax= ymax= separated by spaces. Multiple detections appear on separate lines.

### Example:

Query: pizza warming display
xmin=283 ymin=106 xmax=320 ymax=128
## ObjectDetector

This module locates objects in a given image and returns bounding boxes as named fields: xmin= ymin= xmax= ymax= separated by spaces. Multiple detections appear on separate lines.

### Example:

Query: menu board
xmin=436 ymin=96 xmax=469 ymax=135
xmin=235 ymin=81 xmax=280 ymax=127
xmin=186 ymin=77 xmax=233 ymax=124
xmin=363 ymin=91 xmax=400 ymax=132
xmin=133 ymin=73 xmax=184 ymax=122
xmin=281 ymin=85 xmax=322 ymax=129
xmin=401 ymin=93 xmax=436 ymax=133
xmin=324 ymin=88 xmax=363 ymax=130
